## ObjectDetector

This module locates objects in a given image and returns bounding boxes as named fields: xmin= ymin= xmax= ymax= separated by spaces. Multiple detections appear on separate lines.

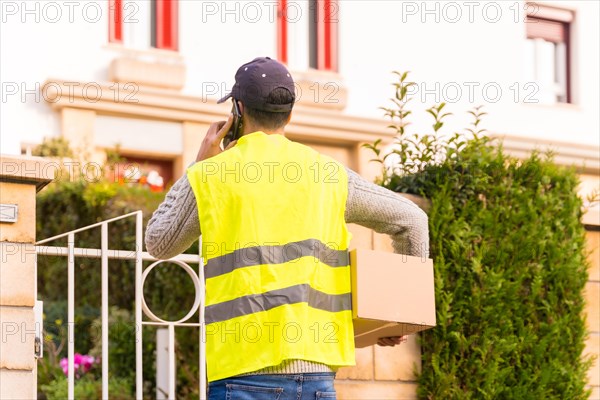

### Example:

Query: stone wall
xmin=0 ymin=155 xmax=53 ymax=400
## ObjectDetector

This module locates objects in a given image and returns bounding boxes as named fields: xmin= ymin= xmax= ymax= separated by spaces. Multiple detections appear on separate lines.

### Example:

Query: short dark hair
xmin=243 ymin=88 xmax=294 ymax=130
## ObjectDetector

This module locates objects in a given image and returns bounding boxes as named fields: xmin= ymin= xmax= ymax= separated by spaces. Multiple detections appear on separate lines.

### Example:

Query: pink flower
xmin=59 ymin=353 xmax=96 ymax=378
xmin=80 ymin=355 xmax=95 ymax=372
xmin=59 ymin=357 xmax=68 ymax=375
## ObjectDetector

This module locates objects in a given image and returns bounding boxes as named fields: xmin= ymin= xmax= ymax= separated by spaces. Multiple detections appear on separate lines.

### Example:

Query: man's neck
xmin=241 ymin=124 xmax=285 ymax=137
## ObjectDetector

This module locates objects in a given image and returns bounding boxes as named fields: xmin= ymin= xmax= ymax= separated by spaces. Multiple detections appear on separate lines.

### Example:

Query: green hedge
xmin=410 ymin=142 xmax=591 ymax=399
xmin=369 ymin=72 xmax=593 ymax=399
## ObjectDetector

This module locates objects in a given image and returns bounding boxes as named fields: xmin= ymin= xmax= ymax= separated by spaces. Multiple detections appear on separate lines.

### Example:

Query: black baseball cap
xmin=217 ymin=57 xmax=295 ymax=113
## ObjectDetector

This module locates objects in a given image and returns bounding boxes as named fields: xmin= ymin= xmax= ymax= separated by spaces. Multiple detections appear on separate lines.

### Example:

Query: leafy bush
xmin=367 ymin=72 xmax=592 ymax=399
xmin=41 ymin=375 xmax=132 ymax=400
xmin=88 ymin=308 xmax=138 ymax=394
xmin=32 ymin=137 xmax=74 ymax=159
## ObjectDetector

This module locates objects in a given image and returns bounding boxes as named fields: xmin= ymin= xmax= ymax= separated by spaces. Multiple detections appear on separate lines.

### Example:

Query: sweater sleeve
xmin=344 ymin=167 xmax=429 ymax=258
xmin=145 ymin=173 xmax=201 ymax=259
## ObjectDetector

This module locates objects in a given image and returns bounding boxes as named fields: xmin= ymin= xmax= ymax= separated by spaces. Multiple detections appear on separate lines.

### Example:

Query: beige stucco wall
xmin=0 ymin=155 xmax=53 ymax=400
xmin=585 ymin=230 xmax=600 ymax=400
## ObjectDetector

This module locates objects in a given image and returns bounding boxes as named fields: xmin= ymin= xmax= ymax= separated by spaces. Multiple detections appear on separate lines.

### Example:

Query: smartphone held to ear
xmin=223 ymin=99 xmax=243 ymax=149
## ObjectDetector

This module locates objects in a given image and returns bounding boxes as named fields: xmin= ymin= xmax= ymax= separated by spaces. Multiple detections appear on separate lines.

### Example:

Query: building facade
xmin=0 ymin=0 xmax=598 ymax=398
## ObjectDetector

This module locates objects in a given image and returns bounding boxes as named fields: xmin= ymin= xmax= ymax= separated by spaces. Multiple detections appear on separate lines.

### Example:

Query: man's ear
xmin=238 ymin=100 xmax=244 ymax=115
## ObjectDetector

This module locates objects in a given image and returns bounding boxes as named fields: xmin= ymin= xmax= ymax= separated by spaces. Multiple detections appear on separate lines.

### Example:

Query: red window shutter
xmin=317 ymin=0 xmax=338 ymax=72
xmin=156 ymin=0 xmax=179 ymax=51
xmin=109 ymin=0 xmax=123 ymax=43
xmin=277 ymin=0 xmax=288 ymax=64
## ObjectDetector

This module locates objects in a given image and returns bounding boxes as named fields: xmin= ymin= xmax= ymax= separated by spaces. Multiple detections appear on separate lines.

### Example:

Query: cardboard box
xmin=350 ymin=248 xmax=436 ymax=348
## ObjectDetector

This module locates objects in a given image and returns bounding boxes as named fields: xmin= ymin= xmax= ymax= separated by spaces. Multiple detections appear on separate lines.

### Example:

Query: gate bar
xmin=136 ymin=212 xmax=144 ymax=399
xmin=199 ymin=236 xmax=207 ymax=399
xmin=35 ymin=246 xmax=200 ymax=264
xmin=101 ymin=223 xmax=109 ymax=399
xmin=67 ymin=233 xmax=75 ymax=400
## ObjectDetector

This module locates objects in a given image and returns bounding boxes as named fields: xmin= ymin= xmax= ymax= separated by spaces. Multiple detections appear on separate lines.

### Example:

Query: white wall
xmin=179 ymin=0 xmax=277 ymax=99
xmin=1 ymin=0 xmax=112 ymax=154
xmin=1 ymin=0 xmax=598 ymax=155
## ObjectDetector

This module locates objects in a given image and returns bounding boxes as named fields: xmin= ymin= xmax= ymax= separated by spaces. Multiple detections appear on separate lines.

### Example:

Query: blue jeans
xmin=208 ymin=373 xmax=336 ymax=400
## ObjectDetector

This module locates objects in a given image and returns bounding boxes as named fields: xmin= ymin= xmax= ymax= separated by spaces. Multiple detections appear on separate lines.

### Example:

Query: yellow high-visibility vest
xmin=187 ymin=131 xmax=355 ymax=382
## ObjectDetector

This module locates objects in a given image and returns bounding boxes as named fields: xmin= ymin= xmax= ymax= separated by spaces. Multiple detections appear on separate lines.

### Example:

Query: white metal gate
xmin=36 ymin=211 xmax=206 ymax=399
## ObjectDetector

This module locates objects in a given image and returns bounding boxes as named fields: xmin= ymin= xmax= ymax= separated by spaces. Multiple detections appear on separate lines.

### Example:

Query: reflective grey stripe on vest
xmin=204 ymin=284 xmax=352 ymax=324
xmin=205 ymin=238 xmax=349 ymax=279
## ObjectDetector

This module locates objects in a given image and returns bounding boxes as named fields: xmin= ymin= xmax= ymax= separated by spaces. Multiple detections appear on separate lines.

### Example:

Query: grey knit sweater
xmin=145 ymin=165 xmax=429 ymax=377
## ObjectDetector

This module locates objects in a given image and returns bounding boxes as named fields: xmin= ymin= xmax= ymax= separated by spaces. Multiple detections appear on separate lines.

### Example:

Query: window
xmin=524 ymin=4 xmax=573 ymax=104
xmin=109 ymin=0 xmax=178 ymax=51
xmin=278 ymin=0 xmax=338 ymax=72
xmin=110 ymin=155 xmax=174 ymax=192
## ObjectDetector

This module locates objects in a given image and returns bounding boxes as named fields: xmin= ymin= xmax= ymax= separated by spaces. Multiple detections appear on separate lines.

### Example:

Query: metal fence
xmin=36 ymin=211 xmax=206 ymax=399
